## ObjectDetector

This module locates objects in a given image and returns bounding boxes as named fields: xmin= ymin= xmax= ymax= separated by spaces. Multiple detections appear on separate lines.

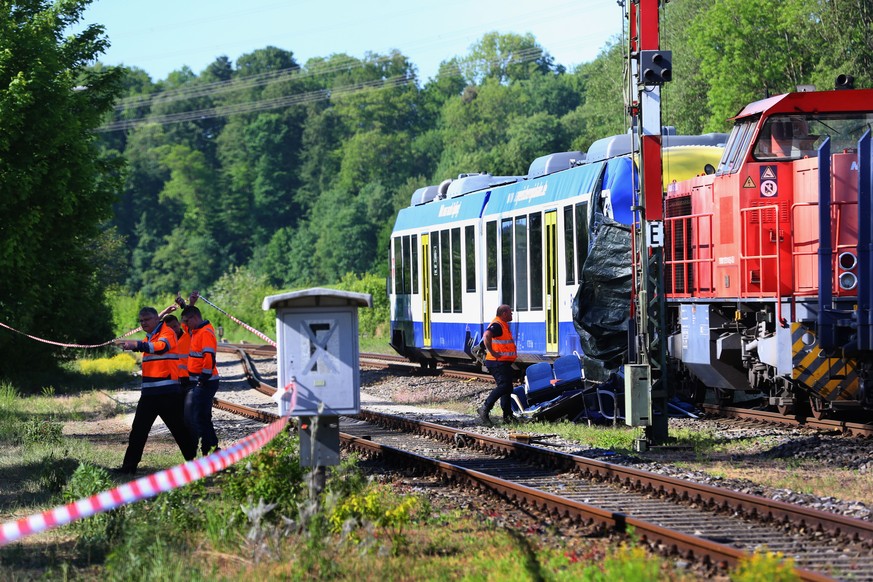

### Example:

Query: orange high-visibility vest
xmin=174 ymin=329 xmax=190 ymax=382
xmin=141 ymin=322 xmax=180 ymax=393
xmin=188 ymin=321 xmax=219 ymax=381
xmin=485 ymin=317 xmax=517 ymax=362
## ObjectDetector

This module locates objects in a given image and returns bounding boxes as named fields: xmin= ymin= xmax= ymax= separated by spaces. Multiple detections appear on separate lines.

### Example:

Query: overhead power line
xmin=98 ymin=75 xmax=414 ymax=132
xmin=99 ymin=46 xmax=550 ymax=133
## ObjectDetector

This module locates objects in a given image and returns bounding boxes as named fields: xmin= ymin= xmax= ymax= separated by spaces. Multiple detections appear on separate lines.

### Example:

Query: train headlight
xmin=839 ymin=271 xmax=858 ymax=290
xmin=838 ymin=251 xmax=858 ymax=271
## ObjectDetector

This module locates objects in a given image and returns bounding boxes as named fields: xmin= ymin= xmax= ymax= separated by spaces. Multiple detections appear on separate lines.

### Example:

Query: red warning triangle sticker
xmin=743 ymin=176 xmax=755 ymax=188
xmin=761 ymin=166 xmax=776 ymax=179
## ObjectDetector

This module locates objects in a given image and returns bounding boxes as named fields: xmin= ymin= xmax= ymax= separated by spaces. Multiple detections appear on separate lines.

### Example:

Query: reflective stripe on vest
xmin=485 ymin=317 xmax=517 ymax=362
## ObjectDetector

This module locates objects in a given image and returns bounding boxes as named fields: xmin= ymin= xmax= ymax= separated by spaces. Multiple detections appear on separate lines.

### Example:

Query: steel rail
xmin=702 ymin=404 xmax=873 ymax=438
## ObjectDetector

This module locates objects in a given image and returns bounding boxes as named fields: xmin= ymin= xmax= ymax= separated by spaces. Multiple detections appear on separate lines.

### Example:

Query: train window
xmin=431 ymin=231 xmax=441 ymax=313
xmin=440 ymin=229 xmax=451 ymax=313
xmin=563 ymin=206 xmax=574 ymax=285
xmin=392 ymin=236 xmax=403 ymax=294
xmin=529 ymin=212 xmax=543 ymax=310
xmin=465 ymin=225 xmax=476 ymax=292
xmin=753 ymin=113 xmax=873 ymax=161
xmin=486 ymin=221 xmax=498 ymax=290
xmin=515 ymin=216 xmax=528 ymax=311
xmin=501 ymin=219 xmax=514 ymax=306
xmin=411 ymin=234 xmax=419 ymax=294
xmin=451 ymin=227 xmax=462 ymax=312
xmin=402 ymin=235 xmax=411 ymax=294
xmin=575 ymin=202 xmax=589 ymax=280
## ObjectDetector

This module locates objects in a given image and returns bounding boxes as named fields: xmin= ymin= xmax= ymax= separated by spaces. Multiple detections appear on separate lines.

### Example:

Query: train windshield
xmin=753 ymin=113 xmax=873 ymax=161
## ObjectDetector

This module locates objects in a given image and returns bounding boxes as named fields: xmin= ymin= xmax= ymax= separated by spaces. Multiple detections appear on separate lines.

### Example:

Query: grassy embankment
xmin=0 ymin=356 xmax=799 ymax=580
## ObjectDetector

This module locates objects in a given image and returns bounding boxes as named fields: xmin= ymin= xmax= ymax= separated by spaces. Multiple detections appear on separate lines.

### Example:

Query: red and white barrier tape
xmin=0 ymin=321 xmax=142 ymax=349
xmin=198 ymin=296 xmax=276 ymax=347
xmin=0 ymin=415 xmax=289 ymax=547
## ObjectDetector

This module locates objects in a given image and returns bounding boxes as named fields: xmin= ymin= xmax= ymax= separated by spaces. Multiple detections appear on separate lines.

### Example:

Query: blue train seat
xmin=525 ymin=362 xmax=558 ymax=405
xmin=552 ymin=354 xmax=584 ymax=391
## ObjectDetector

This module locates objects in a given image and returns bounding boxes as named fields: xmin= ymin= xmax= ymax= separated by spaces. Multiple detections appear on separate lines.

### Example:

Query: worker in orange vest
xmin=118 ymin=306 xmax=196 ymax=475
xmin=477 ymin=304 xmax=518 ymax=426
xmin=180 ymin=305 xmax=220 ymax=455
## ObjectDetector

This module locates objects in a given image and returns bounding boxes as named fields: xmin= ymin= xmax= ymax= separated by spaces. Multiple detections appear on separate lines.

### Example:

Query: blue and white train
xmin=388 ymin=132 xmax=726 ymax=369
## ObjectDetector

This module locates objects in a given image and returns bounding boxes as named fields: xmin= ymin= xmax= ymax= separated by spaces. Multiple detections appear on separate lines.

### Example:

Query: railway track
xmin=213 ymin=394 xmax=873 ymax=580
xmin=702 ymin=404 xmax=873 ymax=439
xmin=221 ymin=342 xmax=873 ymax=439
xmin=212 ymin=349 xmax=873 ymax=580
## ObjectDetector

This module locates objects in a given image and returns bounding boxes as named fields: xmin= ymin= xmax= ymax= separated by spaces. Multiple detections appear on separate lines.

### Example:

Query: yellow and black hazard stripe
xmin=792 ymin=323 xmax=859 ymax=402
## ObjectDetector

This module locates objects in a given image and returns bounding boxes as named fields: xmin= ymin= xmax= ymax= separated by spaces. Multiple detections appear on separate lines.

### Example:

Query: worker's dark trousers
xmin=186 ymin=378 xmax=219 ymax=455
xmin=483 ymin=361 xmax=515 ymax=417
xmin=122 ymin=392 xmax=196 ymax=473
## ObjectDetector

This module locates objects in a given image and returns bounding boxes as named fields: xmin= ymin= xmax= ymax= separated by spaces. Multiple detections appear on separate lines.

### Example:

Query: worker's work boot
xmin=477 ymin=405 xmax=494 ymax=427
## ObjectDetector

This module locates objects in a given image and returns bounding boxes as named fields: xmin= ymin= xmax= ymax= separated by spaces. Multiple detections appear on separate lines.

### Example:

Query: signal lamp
xmin=838 ymin=251 xmax=858 ymax=271
xmin=839 ymin=271 xmax=858 ymax=291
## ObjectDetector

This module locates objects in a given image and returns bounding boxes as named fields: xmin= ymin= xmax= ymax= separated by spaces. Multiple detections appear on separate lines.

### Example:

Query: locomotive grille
xmin=665 ymin=196 xmax=693 ymax=293
xmin=748 ymin=200 xmax=789 ymax=224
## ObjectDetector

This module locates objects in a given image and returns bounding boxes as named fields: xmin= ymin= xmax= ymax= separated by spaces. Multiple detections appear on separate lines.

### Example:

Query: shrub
xmin=220 ymin=428 xmax=306 ymax=522
xmin=731 ymin=549 xmax=799 ymax=581
xmin=19 ymin=419 xmax=63 ymax=446
xmin=328 ymin=483 xmax=425 ymax=553
xmin=62 ymin=463 xmax=124 ymax=555
xmin=75 ymin=353 xmax=138 ymax=375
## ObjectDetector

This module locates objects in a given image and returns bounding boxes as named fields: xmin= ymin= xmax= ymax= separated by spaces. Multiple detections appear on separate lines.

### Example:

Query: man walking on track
xmin=180 ymin=305 xmax=221 ymax=455
xmin=118 ymin=307 xmax=195 ymax=475
xmin=477 ymin=304 xmax=518 ymax=426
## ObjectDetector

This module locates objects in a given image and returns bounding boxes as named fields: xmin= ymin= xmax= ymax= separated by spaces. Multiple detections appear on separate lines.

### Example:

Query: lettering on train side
xmin=514 ymin=184 xmax=548 ymax=204
xmin=438 ymin=202 xmax=461 ymax=218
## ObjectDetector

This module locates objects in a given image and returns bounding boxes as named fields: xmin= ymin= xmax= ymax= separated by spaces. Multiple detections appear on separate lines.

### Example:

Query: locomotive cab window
xmin=717 ymin=119 xmax=756 ymax=175
xmin=753 ymin=113 xmax=873 ymax=162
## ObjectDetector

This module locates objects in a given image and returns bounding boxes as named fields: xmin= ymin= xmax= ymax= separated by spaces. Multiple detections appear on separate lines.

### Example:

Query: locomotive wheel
xmin=776 ymin=403 xmax=795 ymax=416
xmin=809 ymin=395 xmax=830 ymax=420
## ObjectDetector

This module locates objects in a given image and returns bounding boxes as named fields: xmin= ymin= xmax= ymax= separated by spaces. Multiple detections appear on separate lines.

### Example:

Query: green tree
xmin=0 ymin=0 xmax=123 ymax=378
xmin=689 ymin=0 xmax=814 ymax=131
xmin=457 ymin=31 xmax=558 ymax=85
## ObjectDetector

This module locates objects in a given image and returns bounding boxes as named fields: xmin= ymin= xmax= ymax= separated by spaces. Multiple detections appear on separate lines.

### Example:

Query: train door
xmin=421 ymin=233 xmax=432 ymax=348
xmin=545 ymin=210 xmax=558 ymax=353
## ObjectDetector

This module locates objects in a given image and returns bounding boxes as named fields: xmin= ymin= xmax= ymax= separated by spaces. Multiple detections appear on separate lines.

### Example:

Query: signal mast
xmin=624 ymin=0 xmax=671 ymax=446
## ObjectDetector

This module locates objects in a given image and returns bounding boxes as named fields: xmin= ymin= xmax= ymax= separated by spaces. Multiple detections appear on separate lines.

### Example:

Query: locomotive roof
xmin=733 ymin=88 xmax=873 ymax=120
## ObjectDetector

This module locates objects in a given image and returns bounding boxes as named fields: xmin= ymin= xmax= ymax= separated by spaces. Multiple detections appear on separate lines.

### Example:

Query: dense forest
xmin=2 ymin=0 xmax=873 ymax=378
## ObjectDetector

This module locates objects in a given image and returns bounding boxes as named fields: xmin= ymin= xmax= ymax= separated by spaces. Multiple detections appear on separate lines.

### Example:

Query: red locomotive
xmin=663 ymin=77 xmax=873 ymax=418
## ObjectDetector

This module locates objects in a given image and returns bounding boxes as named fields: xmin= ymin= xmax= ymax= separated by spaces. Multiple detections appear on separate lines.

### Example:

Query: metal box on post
xmin=263 ymin=288 xmax=372 ymax=468
xmin=624 ymin=363 xmax=652 ymax=427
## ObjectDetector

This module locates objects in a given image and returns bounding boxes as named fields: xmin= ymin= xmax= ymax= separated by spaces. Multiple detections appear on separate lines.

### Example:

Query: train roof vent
xmin=527 ymin=151 xmax=586 ymax=178
xmin=410 ymin=185 xmax=439 ymax=206
xmin=586 ymin=132 xmax=729 ymax=163
xmin=445 ymin=173 xmax=525 ymax=198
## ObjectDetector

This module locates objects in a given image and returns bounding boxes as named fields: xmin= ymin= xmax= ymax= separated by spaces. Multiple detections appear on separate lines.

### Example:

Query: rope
xmin=0 ymin=321 xmax=142 ymax=349
xmin=197 ymin=296 xmax=276 ymax=347
xmin=0 ymin=415 xmax=289 ymax=547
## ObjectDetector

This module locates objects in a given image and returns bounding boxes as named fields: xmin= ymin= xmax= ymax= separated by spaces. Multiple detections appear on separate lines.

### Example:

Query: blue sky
xmin=72 ymin=0 xmax=624 ymax=82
